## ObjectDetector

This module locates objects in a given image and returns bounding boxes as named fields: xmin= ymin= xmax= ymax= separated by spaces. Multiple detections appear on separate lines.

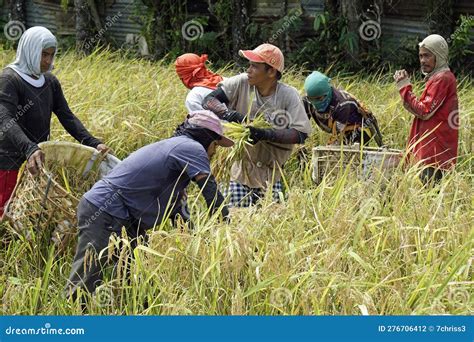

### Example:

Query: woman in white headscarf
xmin=393 ymin=34 xmax=459 ymax=183
xmin=0 ymin=26 xmax=109 ymax=216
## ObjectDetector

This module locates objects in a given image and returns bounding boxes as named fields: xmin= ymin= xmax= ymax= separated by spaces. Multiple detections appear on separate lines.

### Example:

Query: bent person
xmin=66 ymin=110 xmax=233 ymax=296
xmin=302 ymin=71 xmax=383 ymax=146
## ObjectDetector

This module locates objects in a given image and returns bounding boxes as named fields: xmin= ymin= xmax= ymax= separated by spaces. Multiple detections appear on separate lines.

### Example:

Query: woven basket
xmin=312 ymin=144 xmax=403 ymax=184
xmin=4 ymin=141 xmax=120 ymax=252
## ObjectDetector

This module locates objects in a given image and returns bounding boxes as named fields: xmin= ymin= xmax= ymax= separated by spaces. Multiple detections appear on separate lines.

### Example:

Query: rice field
xmin=0 ymin=49 xmax=472 ymax=315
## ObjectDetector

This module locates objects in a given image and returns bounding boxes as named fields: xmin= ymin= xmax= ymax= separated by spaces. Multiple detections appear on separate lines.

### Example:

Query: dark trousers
xmin=66 ymin=196 xmax=190 ymax=298
xmin=420 ymin=167 xmax=444 ymax=184
xmin=65 ymin=198 xmax=145 ymax=297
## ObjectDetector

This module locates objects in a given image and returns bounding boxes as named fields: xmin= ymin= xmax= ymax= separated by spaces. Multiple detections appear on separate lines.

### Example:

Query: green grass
xmin=0 ymin=49 xmax=472 ymax=315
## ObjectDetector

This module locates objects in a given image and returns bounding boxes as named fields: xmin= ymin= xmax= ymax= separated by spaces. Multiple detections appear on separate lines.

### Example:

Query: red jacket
xmin=399 ymin=70 xmax=459 ymax=170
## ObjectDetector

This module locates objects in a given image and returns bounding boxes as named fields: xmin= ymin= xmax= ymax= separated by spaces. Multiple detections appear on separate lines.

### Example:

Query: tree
xmin=74 ymin=0 xmax=106 ymax=54
xmin=9 ymin=0 xmax=26 ymax=24
xmin=340 ymin=0 xmax=361 ymax=63
xmin=231 ymin=0 xmax=250 ymax=61
xmin=140 ymin=0 xmax=186 ymax=59
xmin=427 ymin=0 xmax=455 ymax=37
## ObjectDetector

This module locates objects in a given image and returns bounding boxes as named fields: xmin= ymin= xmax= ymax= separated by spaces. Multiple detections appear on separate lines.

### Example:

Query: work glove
xmin=248 ymin=126 xmax=273 ymax=145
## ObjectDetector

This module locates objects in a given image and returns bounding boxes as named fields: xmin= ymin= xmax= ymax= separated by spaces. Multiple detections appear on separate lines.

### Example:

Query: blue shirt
xmin=84 ymin=136 xmax=211 ymax=229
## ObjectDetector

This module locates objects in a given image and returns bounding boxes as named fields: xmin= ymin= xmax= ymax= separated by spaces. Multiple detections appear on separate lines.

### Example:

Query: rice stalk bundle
xmin=213 ymin=115 xmax=271 ymax=182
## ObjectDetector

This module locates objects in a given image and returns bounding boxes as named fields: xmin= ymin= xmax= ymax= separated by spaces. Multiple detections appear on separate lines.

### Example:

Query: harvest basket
xmin=312 ymin=144 xmax=403 ymax=184
xmin=3 ymin=141 xmax=120 ymax=252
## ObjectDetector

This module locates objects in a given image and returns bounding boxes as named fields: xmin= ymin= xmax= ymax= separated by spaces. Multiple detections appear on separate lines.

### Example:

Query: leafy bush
xmin=448 ymin=15 xmax=474 ymax=74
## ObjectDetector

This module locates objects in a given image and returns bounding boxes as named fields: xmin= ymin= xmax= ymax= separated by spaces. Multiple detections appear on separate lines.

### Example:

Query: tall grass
xmin=0 ymin=49 xmax=472 ymax=315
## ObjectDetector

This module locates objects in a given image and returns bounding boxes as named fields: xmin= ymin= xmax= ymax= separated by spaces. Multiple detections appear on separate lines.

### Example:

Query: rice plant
xmin=0 ymin=49 xmax=472 ymax=315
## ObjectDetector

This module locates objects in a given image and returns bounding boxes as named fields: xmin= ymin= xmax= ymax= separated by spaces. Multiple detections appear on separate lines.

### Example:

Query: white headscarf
xmin=419 ymin=34 xmax=450 ymax=80
xmin=7 ymin=26 xmax=57 ymax=87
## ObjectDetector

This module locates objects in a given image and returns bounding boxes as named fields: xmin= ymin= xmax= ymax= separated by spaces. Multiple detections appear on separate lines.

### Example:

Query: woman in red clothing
xmin=394 ymin=34 xmax=459 ymax=183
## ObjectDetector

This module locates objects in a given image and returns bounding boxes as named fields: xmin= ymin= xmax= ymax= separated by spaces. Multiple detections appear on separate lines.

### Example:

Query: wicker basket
xmin=3 ymin=141 xmax=120 ymax=252
xmin=312 ymin=144 xmax=403 ymax=184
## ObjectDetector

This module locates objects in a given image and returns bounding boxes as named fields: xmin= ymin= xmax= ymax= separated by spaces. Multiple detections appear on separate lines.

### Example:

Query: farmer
xmin=66 ymin=110 xmax=233 ymax=296
xmin=175 ymin=53 xmax=223 ymax=112
xmin=302 ymin=71 xmax=383 ymax=146
xmin=0 ymin=26 xmax=108 ymax=217
xmin=393 ymin=34 xmax=458 ymax=183
xmin=202 ymin=43 xmax=311 ymax=207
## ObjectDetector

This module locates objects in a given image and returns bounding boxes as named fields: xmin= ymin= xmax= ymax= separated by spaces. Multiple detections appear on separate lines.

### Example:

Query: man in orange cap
xmin=203 ymin=43 xmax=311 ymax=207
xmin=175 ymin=53 xmax=223 ymax=112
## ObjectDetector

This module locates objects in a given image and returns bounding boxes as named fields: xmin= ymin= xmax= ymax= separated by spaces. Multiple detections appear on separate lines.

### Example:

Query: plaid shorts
xmin=223 ymin=181 xmax=283 ymax=208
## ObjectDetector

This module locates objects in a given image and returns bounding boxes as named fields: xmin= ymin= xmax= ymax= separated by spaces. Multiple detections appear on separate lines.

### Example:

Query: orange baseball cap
xmin=239 ymin=43 xmax=284 ymax=72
